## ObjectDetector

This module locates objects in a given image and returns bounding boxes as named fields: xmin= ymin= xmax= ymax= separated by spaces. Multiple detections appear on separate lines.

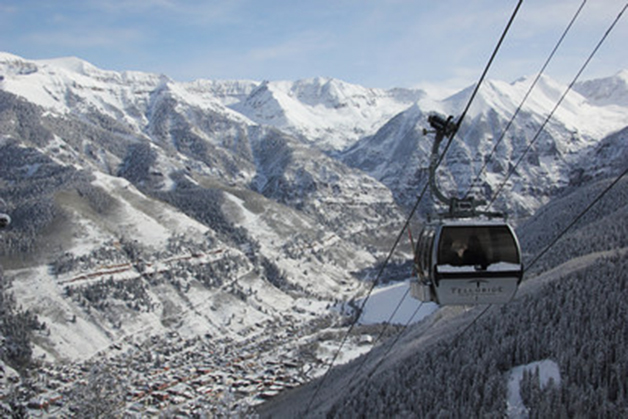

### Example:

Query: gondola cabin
xmin=412 ymin=220 xmax=523 ymax=305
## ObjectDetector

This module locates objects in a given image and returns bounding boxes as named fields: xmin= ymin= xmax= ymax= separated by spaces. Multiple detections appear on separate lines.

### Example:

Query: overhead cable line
xmin=363 ymin=300 xmax=425 ymax=379
xmin=445 ymin=165 xmax=628 ymax=358
xmin=344 ymin=286 xmax=418 ymax=387
xmin=310 ymin=4 xmax=626 ymax=411
xmin=303 ymin=178 xmax=431 ymax=414
xmin=453 ymin=0 xmax=523 ymax=138
xmin=303 ymin=2 xmax=523 ymax=414
xmin=525 ymin=165 xmax=628 ymax=272
xmin=487 ymin=1 xmax=628 ymax=210
xmin=359 ymin=165 xmax=628 ymax=396
xmin=464 ymin=0 xmax=588 ymax=199
xmin=344 ymin=0 xmax=624 ymax=392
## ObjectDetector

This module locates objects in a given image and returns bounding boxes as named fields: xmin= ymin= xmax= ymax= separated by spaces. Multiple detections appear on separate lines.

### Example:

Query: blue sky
xmin=1 ymin=0 xmax=626 ymax=93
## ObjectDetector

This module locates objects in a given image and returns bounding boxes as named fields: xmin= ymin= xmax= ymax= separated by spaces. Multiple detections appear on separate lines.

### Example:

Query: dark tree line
xmin=50 ymin=239 xmax=137 ymax=277
xmin=325 ymin=253 xmax=628 ymax=418
xmin=65 ymin=277 xmax=152 ymax=313
xmin=0 ymin=141 xmax=120 ymax=257
xmin=153 ymin=177 xmax=255 ymax=251
xmin=116 ymin=142 xmax=158 ymax=187
xmin=0 ymin=90 xmax=52 ymax=148
xmin=519 ymin=176 xmax=628 ymax=274
xmin=0 ymin=269 xmax=45 ymax=372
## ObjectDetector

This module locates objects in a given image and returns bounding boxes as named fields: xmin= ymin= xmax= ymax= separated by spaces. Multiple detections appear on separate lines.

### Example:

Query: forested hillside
xmin=322 ymin=255 xmax=627 ymax=417
xmin=259 ymin=174 xmax=628 ymax=417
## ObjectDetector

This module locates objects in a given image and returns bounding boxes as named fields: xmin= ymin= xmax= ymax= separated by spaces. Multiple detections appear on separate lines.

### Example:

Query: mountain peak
xmin=37 ymin=56 xmax=98 ymax=76
xmin=574 ymin=69 xmax=628 ymax=107
xmin=230 ymin=77 xmax=422 ymax=150
xmin=0 ymin=51 xmax=26 ymax=62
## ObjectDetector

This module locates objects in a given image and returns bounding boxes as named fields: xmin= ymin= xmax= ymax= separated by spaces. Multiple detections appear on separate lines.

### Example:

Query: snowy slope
xmin=0 ymin=54 xmax=404 ymax=364
xmin=574 ymin=69 xmax=628 ymax=107
xmin=356 ymin=280 xmax=438 ymax=326
xmin=2 ymin=161 xmax=378 ymax=362
xmin=461 ymin=75 xmax=627 ymax=145
xmin=506 ymin=359 xmax=561 ymax=418
xmin=342 ymin=74 xmax=628 ymax=217
xmin=231 ymin=77 xmax=424 ymax=150
xmin=0 ymin=52 xmax=249 ymax=131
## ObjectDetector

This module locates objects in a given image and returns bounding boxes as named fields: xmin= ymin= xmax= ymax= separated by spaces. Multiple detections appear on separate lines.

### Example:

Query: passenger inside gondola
xmin=463 ymin=235 xmax=488 ymax=269
xmin=449 ymin=239 xmax=467 ymax=265
xmin=438 ymin=225 xmax=521 ymax=271
xmin=443 ymin=235 xmax=488 ymax=269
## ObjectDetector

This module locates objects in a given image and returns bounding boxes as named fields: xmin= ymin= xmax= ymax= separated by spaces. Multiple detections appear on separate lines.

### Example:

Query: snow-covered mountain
xmin=574 ymin=69 xmax=628 ymax=107
xmin=0 ymin=52 xmax=407 ymax=365
xmin=231 ymin=77 xmax=424 ymax=150
xmin=1 ymin=52 xmax=625 ymax=220
xmin=342 ymin=74 xmax=628 ymax=216
xmin=0 ymin=51 xmax=626 ymax=415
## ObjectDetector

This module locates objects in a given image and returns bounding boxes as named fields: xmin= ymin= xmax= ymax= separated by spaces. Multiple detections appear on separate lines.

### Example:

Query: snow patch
xmin=358 ymin=281 xmax=438 ymax=325
xmin=507 ymin=359 xmax=561 ymax=418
